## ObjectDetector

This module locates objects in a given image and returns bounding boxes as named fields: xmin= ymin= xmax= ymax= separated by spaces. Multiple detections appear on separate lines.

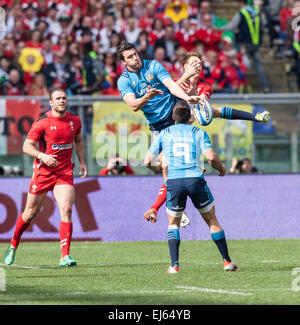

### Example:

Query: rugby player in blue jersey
xmin=117 ymin=41 xmax=201 ymax=228
xmin=145 ymin=100 xmax=237 ymax=273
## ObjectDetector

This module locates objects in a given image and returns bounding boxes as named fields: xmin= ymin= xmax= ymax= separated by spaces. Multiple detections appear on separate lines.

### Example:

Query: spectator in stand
xmin=27 ymin=71 xmax=49 ymax=96
xmin=174 ymin=18 xmax=198 ymax=52
xmin=222 ymin=49 xmax=247 ymax=93
xmin=36 ymin=0 xmax=48 ymax=19
xmin=138 ymin=2 xmax=156 ymax=33
xmin=35 ymin=19 xmax=49 ymax=40
xmin=42 ymin=49 xmax=75 ymax=91
xmin=135 ymin=30 xmax=153 ymax=60
xmin=203 ymin=49 xmax=228 ymax=93
xmin=91 ymin=2 xmax=105 ymax=30
xmin=41 ymin=38 xmax=54 ymax=65
xmin=56 ymin=0 xmax=74 ymax=19
xmin=279 ymin=0 xmax=295 ymax=41
xmin=12 ymin=19 xmax=28 ymax=44
xmin=5 ymin=4 xmax=24 ymax=34
xmin=10 ymin=40 xmax=25 ymax=72
xmin=25 ymin=29 xmax=42 ymax=50
xmin=153 ymin=46 xmax=173 ymax=74
xmin=118 ymin=4 xmax=134 ymax=34
xmin=196 ymin=13 xmax=222 ymax=52
xmin=109 ymin=31 xmax=123 ymax=54
xmin=164 ymin=1 xmax=188 ymax=24
xmin=154 ymin=24 xmax=177 ymax=63
xmin=81 ymin=41 xmax=105 ymax=95
xmin=1 ymin=68 xmax=25 ymax=95
xmin=99 ymin=153 xmax=135 ymax=176
xmin=68 ymin=55 xmax=85 ymax=94
xmin=2 ymin=32 xmax=16 ymax=58
xmin=219 ymin=0 xmax=270 ymax=93
xmin=101 ymin=51 xmax=119 ymax=95
xmin=198 ymin=0 xmax=217 ymax=28
xmin=230 ymin=157 xmax=262 ymax=174
xmin=148 ymin=18 xmax=165 ymax=46
xmin=23 ymin=4 xmax=38 ymax=31
xmin=46 ymin=4 xmax=61 ymax=44
xmin=52 ymin=32 xmax=70 ymax=54
xmin=99 ymin=13 xmax=121 ymax=54
xmin=124 ymin=17 xmax=141 ymax=44
xmin=75 ymin=15 xmax=98 ymax=43
xmin=66 ymin=41 xmax=81 ymax=60
xmin=171 ymin=46 xmax=186 ymax=78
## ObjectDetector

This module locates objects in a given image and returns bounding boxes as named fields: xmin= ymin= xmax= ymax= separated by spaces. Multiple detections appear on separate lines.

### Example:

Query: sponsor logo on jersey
xmin=52 ymin=143 xmax=73 ymax=150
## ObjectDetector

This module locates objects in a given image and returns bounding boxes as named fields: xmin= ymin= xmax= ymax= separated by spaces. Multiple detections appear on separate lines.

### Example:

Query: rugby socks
xmin=211 ymin=230 xmax=231 ymax=262
xmin=167 ymin=225 xmax=180 ymax=268
xmin=59 ymin=221 xmax=73 ymax=257
xmin=11 ymin=214 xmax=30 ymax=248
xmin=221 ymin=106 xmax=255 ymax=121
xmin=151 ymin=183 xmax=167 ymax=212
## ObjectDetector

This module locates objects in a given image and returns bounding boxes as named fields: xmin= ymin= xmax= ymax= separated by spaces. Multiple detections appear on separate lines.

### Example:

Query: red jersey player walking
xmin=4 ymin=88 xmax=88 ymax=267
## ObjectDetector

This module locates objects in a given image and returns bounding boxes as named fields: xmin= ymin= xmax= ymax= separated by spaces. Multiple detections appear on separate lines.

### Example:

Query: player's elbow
xmin=205 ymin=150 xmax=218 ymax=165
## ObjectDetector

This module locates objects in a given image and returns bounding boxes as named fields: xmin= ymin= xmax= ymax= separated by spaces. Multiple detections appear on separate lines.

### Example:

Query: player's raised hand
xmin=145 ymin=85 xmax=163 ymax=99
xmin=184 ymin=60 xmax=201 ymax=79
xmin=79 ymin=163 xmax=88 ymax=178
xmin=38 ymin=153 xmax=58 ymax=167
xmin=187 ymin=95 xmax=202 ymax=104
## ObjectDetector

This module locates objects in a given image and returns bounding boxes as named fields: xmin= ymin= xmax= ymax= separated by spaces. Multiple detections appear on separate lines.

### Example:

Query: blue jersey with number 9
xmin=149 ymin=123 xmax=213 ymax=179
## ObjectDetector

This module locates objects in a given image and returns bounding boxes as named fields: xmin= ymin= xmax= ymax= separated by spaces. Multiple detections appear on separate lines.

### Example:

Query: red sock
xmin=151 ymin=183 xmax=167 ymax=213
xmin=11 ymin=214 xmax=30 ymax=248
xmin=59 ymin=221 xmax=73 ymax=258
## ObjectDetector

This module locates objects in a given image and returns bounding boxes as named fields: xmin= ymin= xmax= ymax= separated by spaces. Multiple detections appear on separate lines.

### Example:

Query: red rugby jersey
xmin=26 ymin=110 xmax=81 ymax=175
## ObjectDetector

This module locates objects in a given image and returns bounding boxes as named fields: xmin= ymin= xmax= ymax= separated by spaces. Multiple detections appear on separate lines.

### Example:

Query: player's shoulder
xmin=33 ymin=112 xmax=49 ymax=126
xmin=67 ymin=111 xmax=81 ymax=123
xmin=198 ymin=78 xmax=212 ymax=86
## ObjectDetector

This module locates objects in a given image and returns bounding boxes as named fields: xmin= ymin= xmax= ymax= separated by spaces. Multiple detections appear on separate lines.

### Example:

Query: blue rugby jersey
xmin=149 ymin=123 xmax=213 ymax=179
xmin=117 ymin=60 xmax=176 ymax=125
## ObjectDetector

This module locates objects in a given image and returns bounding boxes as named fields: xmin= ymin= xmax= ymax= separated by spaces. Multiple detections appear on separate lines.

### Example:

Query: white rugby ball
xmin=193 ymin=99 xmax=213 ymax=126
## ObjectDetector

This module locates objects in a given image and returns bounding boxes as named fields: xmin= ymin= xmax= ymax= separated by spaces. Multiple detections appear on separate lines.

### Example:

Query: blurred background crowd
xmin=0 ymin=0 xmax=299 ymax=98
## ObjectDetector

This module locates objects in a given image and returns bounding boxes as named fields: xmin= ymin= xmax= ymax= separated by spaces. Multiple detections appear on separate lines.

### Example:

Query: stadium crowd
xmin=0 ymin=0 xmax=299 ymax=98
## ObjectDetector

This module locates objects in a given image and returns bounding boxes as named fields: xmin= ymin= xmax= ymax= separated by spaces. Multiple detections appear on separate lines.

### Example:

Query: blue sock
xmin=211 ymin=230 xmax=231 ymax=262
xmin=167 ymin=228 xmax=180 ymax=267
xmin=221 ymin=106 xmax=255 ymax=121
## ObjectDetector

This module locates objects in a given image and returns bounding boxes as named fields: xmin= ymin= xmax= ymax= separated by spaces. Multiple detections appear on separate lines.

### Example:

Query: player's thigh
xmin=188 ymin=178 xmax=215 ymax=212
xmin=167 ymin=212 xmax=182 ymax=228
xmin=166 ymin=179 xmax=187 ymax=220
xmin=23 ymin=192 xmax=48 ymax=221
xmin=53 ymin=184 xmax=75 ymax=212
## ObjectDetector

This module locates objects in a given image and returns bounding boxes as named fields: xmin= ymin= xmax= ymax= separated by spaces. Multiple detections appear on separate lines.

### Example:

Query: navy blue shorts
xmin=166 ymin=177 xmax=214 ymax=217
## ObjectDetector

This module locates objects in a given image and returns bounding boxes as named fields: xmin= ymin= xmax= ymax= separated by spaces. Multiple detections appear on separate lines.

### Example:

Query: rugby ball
xmin=193 ymin=99 xmax=213 ymax=126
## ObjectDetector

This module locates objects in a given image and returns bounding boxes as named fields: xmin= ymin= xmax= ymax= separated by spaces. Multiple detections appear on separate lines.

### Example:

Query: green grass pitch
xmin=0 ymin=239 xmax=300 ymax=305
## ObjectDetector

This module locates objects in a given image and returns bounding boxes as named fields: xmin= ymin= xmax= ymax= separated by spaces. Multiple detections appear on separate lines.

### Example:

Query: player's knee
xmin=60 ymin=205 xmax=72 ymax=218
xmin=23 ymin=206 xmax=40 ymax=221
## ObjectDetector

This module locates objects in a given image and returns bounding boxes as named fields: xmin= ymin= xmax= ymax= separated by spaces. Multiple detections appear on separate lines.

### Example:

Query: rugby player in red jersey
xmin=4 ymin=88 xmax=88 ymax=267
xmin=144 ymin=51 xmax=270 ymax=225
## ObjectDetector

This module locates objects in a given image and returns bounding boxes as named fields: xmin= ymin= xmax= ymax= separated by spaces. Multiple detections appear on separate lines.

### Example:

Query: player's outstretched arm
xmin=123 ymin=86 xmax=163 ymax=112
xmin=203 ymin=148 xmax=226 ymax=176
xmin=163 ymin=78 xmax=200 ymax=104
xmin=74 ymin=134 xmax=88 ymax=178
xmin=23 ymin=139 xmax=58 ymax=167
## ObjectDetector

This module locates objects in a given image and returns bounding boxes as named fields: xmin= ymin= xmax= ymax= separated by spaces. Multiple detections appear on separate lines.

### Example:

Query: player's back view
xmin=145 ymin=100 xmax=238 ymax=273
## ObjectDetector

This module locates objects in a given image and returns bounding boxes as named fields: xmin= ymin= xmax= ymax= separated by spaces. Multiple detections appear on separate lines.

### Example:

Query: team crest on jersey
xmin=69 ymin=121 xmax=74 ymax=131
xmin=131 ymin=81 xmax=136 ymax=88
xmin=146 ymin=73 xmax=154 ymax=82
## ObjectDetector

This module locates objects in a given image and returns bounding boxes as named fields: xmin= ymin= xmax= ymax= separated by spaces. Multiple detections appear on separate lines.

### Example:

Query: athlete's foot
xmin=180 ymin=211 xmax=191 ymax=228
xmin=255 ymin=111 xmax=270 ymax=123
xmin=165 ymin=265 xmax=179 ymax=274
xmin=4 ymin=245 xmax=16 ymax=266
xmin=143 ymin=208 xmax=157 ymax=223
xmin=224 ymin=259 xmax=238 ymax=272
xmin=59 ymin=255 xmax=77 ymax=267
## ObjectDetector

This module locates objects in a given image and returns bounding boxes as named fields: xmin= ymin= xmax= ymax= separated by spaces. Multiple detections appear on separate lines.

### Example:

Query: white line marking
xmin=177 ymin=286 xmax=252 ymax=296
xmin=0 ymin=263 xmax=50 ymax=270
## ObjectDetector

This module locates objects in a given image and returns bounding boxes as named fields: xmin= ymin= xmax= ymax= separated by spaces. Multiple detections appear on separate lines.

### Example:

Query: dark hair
xmin=173 ymin=101 xmax=191 ymax=124
xmin=117 ymin=41 xmax=136 ymax=61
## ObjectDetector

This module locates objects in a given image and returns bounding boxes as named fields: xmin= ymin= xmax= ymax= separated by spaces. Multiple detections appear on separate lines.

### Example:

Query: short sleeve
xmin=117 ymin=75 xmax=134 ymax=99
xmin=148 ymin=133 xmax=163 ymax=156
xmin=26 ymin=119 xmax=45 ymax=141
xmin=199 ymin=130 xmax=212 ymax=151
xmin=151 ymin=61 xmax=171 ymax=84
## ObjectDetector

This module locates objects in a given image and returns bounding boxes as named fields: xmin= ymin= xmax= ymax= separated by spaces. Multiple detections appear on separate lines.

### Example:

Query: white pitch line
xmin=177 ymin=286 xmax=252 ymax=296
xmin=0 ymin=263 xmax=50 ymax=270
